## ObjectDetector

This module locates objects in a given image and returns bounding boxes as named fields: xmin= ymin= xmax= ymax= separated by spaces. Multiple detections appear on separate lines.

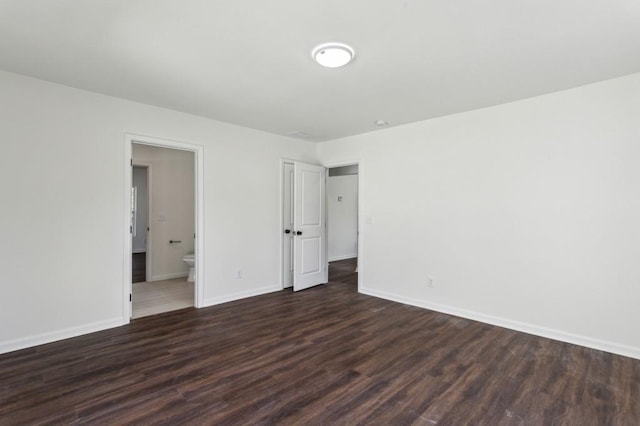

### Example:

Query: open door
xmin=293 ymin=161 xmax=327 ymax=291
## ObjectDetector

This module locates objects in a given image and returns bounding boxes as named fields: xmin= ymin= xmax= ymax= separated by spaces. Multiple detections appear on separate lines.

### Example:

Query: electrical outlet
xmin=236 ymin=269 xmax=243 ymax=279
xmin=427 ymin=276 xmax=434 ymax=288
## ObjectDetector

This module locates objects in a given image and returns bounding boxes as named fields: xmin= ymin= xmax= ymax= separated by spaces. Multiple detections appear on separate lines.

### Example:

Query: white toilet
xmin=183 ymin=252 xmax=195 ymax=282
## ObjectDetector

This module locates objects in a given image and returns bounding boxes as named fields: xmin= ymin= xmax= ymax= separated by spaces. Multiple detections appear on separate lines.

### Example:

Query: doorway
xmin=130 ymin=144 xmax=195 ymax=318
xmin=124 ymin=134 xmax=204 ymax=321
xmin=327 ymin=164 xmax=359 ymax=279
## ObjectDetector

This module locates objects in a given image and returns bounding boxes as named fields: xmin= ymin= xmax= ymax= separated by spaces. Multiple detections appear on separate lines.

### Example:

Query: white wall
xmin=318 ymin=73 xmax=640 ymax=359
xmin=2 ymin=66 xmax=639 ymax=360
xmin=0 ymin=70 xmax=316 ymax=353
xmin=327 ymin=175 xmax=358 ymax=261
xmin=132 ymin=144 xmax=194 ymax=281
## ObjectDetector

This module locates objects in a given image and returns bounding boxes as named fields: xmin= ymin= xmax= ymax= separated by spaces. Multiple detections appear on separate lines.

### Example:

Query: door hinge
xmin=130 ymin=158 xmax=133 ymax=166
xmin=130 ymin=225 xmax=133 ymax=234
xmin=130 ymin=293 xmax=132 ymax=302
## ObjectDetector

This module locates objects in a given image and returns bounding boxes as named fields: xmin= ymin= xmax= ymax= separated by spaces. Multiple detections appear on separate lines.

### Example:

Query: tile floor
xmin=132 ymin=278 xmax=194 ymax=319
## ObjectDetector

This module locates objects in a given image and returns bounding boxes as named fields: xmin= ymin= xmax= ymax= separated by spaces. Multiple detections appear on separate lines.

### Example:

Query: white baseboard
xmin=202 ymin=284 xmax=282 ymax=307
xmin=328 ymin=254 xmax=357 ymax=262
xmin=149 ymin=272 xmax=188 ymax=282
xmin=0 ymin=317 xmax=126 ymax=355
xmin=360 ymin=286 xmax=640 ymax=360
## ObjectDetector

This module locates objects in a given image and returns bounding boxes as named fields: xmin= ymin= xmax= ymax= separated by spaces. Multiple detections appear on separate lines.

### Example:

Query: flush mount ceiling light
xmin=374 ymin=120 xmax=389 ymax=127
xmin=312 ymin=43 xmax=355 ymax=68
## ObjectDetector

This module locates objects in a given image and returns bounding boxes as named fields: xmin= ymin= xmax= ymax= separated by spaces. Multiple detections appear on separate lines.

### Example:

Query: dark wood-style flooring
xmin=1 ymin=258 xmax=639 ymax=424
xmin=132 ymin=252 xmax=146 ymax=283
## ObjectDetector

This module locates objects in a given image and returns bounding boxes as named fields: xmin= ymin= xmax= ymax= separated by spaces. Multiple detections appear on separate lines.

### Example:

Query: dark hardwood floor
xmin=132 ymin=252 xmax=146 ymax=283
xmin=1 ymin=258 xmax=639 ymax=424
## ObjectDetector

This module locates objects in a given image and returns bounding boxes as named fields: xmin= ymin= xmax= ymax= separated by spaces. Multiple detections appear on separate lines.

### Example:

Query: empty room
xmin=1 ymin=1 xmax=639 ymax=424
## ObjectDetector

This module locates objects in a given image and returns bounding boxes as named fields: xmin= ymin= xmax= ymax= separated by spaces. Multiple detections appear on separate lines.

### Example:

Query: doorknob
xmin=284 ymin=229 xmax=291 ymax=234
xmin=296 ymin=231 xmax=302 ymax=235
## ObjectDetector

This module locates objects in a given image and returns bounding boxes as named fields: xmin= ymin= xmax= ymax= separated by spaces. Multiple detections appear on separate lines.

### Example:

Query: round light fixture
xmin=312 ymin=43 xmax=355 ymax=68
xmin=374 ymin=120 xmax=389 ymax=127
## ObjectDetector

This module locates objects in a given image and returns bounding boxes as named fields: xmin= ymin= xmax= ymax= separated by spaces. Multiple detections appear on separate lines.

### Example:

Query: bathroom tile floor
xmin=132 ymin=278 xmax=194 ymax=319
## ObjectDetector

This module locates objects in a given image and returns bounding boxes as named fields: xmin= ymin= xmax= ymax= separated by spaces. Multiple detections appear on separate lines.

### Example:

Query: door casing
xmin=124 ymin=133 xmax=205 ymax=321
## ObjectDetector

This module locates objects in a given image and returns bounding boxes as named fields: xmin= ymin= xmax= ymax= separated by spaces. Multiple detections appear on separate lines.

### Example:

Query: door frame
xmin=123 ymin=133 xmax=205 ymax=321
xmin=322 ymin=160 xmax=362 ymax=293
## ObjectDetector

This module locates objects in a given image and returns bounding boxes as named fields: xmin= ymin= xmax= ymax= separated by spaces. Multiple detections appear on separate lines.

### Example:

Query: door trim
xmin=123 ymin=133 xmax=205 ymax=321
xmin=322 ymin=160 xmax=362 ymax=293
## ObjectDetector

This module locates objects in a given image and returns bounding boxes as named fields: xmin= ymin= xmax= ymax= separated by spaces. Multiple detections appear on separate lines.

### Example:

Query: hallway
xmin=328 ymin=257 xmax=357 ymax=288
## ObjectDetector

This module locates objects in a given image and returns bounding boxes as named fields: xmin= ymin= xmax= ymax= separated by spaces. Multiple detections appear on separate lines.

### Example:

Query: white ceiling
xmin=1 ymin=0 xmax=639 ymax=142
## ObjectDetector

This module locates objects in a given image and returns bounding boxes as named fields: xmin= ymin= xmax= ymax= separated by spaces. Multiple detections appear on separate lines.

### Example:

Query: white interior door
xmin=293 ymin=161 xmax=327 ymax=291
xmin=282 ymin=162 xmax=294 ymax=288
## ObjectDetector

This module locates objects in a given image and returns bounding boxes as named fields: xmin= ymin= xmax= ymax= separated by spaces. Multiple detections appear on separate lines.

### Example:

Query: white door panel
xmin=301 ymin=170 xmax=322 ymax=226
xmin=301 ymin=236 xmax=321 ymax=274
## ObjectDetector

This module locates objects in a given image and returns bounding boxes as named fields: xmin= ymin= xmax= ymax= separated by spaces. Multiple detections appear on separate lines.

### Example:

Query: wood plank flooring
xmin=1 ymin=258 xmax=639 ymax=425
xmin=132 ymin=252 xmax=146 ymax=283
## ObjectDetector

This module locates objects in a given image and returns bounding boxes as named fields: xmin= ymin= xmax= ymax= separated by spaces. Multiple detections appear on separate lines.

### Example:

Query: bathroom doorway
xmin=124 ymin=134 xmax=204 ymax=321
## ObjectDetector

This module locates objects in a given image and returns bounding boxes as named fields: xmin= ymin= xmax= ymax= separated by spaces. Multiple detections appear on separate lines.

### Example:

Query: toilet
xmin=183 ymin=252 xmax=195 ymax=282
